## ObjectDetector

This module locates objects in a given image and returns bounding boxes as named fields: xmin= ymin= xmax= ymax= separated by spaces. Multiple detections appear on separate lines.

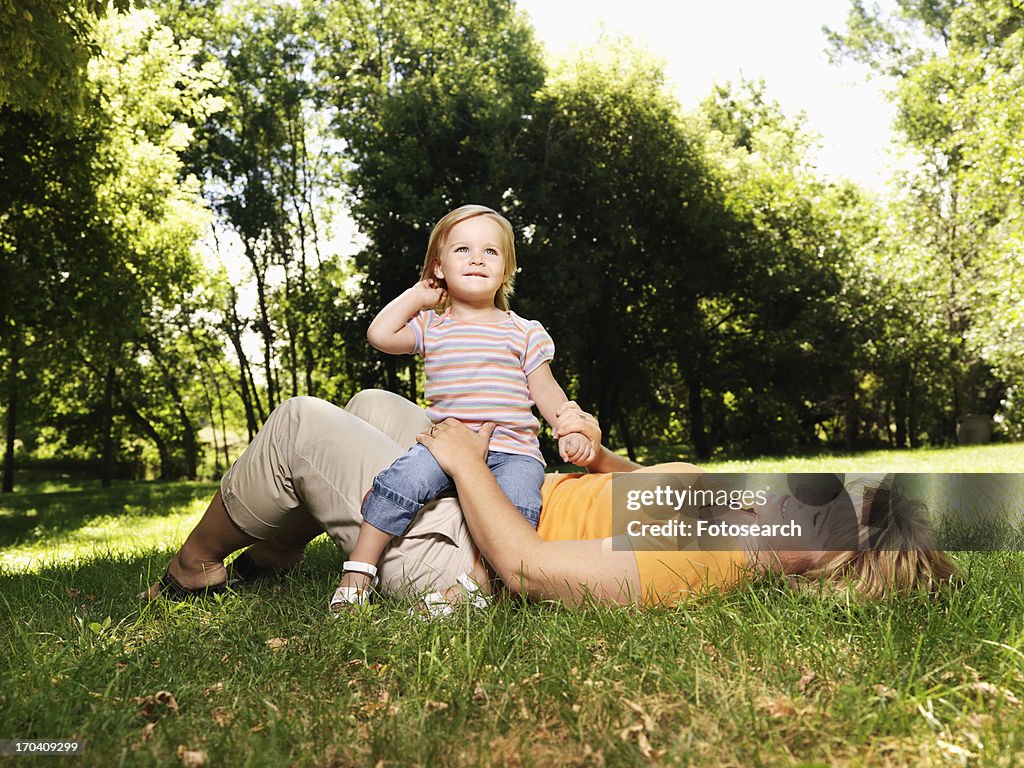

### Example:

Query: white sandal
xmin=329 ymin=560 xmax=378 ymax=613
xmin=417 ymin=573 xmax=492 ymax=619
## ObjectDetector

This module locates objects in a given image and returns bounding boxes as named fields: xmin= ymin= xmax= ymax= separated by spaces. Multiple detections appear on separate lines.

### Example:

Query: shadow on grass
xmin=0 ymin=536 xmax=344 ymax=622
xmin=0 ymin=481 xmax=218 ymax=549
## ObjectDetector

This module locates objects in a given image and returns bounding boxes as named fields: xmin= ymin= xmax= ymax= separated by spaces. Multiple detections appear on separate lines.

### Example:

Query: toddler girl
xmin=331 ymin=204 xmax=596 ymax=611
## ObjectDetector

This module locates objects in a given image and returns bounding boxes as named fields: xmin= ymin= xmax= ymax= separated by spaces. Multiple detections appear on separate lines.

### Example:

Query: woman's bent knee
xmin=276 ymin=395 xmax=334 ymax=421
xmin=344 ymin=389 xmax=430 ymax=449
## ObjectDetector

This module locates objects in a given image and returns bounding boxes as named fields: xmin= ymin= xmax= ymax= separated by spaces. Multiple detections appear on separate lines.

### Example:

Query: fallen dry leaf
xmin=211 ymin=708 xmax=233 ymax=728
xmin=582 ymin=743 xmax=606 ymax=766
xmin=424 ymin=699 xmax=449 ymax=712
xmin=622 ymin=698 xmax=655 ymax=732
xmin=961 ymin=727 xmax=982 ymax=749
xmin=266 ymin=637 xmax=287 ymax=651
xmin=936 ymin=738 xmax=974 ymax=762
xmin=798 ymin=668 xmax=817 ymax=694
xmin=176 ymin=745 xmax=207 ymax=767
xmin=134 ymin=691 xmax=179 ymax=719
xmin=967 ymin=681 xmax=1020 ymax=705
xmin=139 ymin=723 xmax=156 ymax=744
xmin=965 ymin=713 xmax=994 ymax=729
xmin=619 ymin=722 xmax=662 ymax=760
xmin=757 ymin=695 xmax=797 ymax=719
xmin=636 ymin=730 xmax=653 ymax=758
xmin=874 ymin=684 xmax=896 ymax=700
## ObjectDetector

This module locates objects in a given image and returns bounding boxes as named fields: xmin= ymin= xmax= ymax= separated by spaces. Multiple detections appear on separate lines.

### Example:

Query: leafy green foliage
xmin=3 ymin=0 xmax=1022 ymax=486
xmin=0 ymin=0 xmax=130 ymax=115
xmin=829 ymin=0 xmax=1024 ymax=443
xmin=314 ymin=0 xmax=545 ymax=397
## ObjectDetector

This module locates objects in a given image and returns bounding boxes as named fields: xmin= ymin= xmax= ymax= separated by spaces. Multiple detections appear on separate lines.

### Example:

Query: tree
xmin=1 ymin=0 xmax=132 ymax=114
xmin=162 ymin=0 xmax=344 ymax=426
xmin=0 ymin=107 xmax=101 ymax=490
xmin=314 ymin=0 xmax=545 ymax=399
xmin=1 ymin=9 xmax=226 ymax=489
xmin=512 ymin=40 xmax=729 ymax=458
xmin=827 ymin=0 xmax=1023 ymax=438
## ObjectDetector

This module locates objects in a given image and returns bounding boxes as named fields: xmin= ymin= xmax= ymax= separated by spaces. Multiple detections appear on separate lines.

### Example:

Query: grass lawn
xmin=2 ymin=444 xmax=1024 ymax=766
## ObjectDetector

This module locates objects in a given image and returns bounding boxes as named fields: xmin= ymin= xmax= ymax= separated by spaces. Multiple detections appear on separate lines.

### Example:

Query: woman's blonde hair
xmin=420 ymin=204 xmax=517 ymax=311
xmin=800 ymin=480 xmax=956 ymax=599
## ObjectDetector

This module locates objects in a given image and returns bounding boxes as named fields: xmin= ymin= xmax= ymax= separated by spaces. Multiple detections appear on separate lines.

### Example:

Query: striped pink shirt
xmin=408 ymin=309 xmax=555 ymax=464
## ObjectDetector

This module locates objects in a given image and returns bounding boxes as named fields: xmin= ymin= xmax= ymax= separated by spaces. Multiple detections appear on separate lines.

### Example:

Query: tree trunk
xmin=205 ymin=393 xmax=220 ymax=476
xmin=687 ymin=375 xmax=710 ymax=460
xmin=283 ymin=257 xmax=300 ymax=399
xmin=224 ymin=296 xmax=260 ymax=439
xmin=382 ymin=355 xmax=398 ymax=394
xmin=100 ymin=364 xmax=117 ymax=488
xmin=894 ymin=394 xmax=907 ymax=449
xmin=894 ymin=371 xmax=909 ymax=449
xmin=406 ymin=358 xmax=417 ymax=402
xmin=844 ymin=380 xmax=859 ymax=451
xmin=244 ymin=241 xmax=278 ymax=411
xmin=211 ymin=367 xmax=231 ymax=469
xmin=147 ymin=339 xmax=199 ymax=480
xmin=3 ymin=333 xmax=18 ymax=493
xmin=121 ymin=397 xmax=171 ymax=479
xmin=617 ymin=413 xmax=637 ymax=463
xmin=908 ymin=400 xmax=921 ymax=449
xmin=198 ymin=371 xmax=220 ymax=475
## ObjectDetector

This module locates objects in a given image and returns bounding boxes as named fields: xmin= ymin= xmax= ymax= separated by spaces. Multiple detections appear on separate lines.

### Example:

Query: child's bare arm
xmin=527 ymin=363 xmax=600 ymax=466
xmin=366 ymin=279 xmax=446 ymax=354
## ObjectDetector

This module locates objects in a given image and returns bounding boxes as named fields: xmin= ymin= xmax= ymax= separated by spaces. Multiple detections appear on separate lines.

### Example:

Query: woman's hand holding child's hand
xmin=552 ymin=401 xmax=601 ymax=464
xmin=558 ymin=433 xmax=596 ymax=467
xmin=414 ymin=278 xmax=447 ymax=309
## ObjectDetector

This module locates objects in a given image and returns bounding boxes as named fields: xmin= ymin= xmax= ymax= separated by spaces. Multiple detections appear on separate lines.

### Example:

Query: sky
xmin=513 ymin=0 xmax=901 ymax=192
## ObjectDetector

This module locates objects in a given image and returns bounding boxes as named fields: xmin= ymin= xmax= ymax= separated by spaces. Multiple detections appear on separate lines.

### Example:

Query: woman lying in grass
xmin=144 ymin=390 xmax=955 ymax=610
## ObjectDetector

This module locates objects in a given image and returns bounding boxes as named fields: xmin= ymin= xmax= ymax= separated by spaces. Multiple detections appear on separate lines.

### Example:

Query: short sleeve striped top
xmin=407 ymin=308 xmax=554 ymax=464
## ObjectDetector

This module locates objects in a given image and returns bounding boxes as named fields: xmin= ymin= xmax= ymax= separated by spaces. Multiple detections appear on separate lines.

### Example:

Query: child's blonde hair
xmin=420 ymin=204 xmax=517 ymax=311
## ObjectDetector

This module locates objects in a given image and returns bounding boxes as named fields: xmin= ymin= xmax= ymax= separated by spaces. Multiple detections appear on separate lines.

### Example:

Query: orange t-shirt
xmin=537 ymin=464 xmax=750 ymax=607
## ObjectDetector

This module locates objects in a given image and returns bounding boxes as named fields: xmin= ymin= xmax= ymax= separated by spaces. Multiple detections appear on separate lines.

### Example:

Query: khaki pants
xmin=219 ymin=390 xmax=476 ymax=595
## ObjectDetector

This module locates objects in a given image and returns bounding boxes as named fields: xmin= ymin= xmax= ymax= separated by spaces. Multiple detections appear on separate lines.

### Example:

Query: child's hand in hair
xmin=558 ymin=432 xmax=596 ymax=467
xmin=414 ymin=278 xmax=447 ymax=309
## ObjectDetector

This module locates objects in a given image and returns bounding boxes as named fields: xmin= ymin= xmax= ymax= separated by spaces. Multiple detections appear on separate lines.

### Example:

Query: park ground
xmin=2 ymin=442 xmax=1024 ymax=767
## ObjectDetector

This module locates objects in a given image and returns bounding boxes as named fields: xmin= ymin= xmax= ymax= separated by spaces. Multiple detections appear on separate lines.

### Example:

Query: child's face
xmin=433 ymin=216 xmax=507 ymax=305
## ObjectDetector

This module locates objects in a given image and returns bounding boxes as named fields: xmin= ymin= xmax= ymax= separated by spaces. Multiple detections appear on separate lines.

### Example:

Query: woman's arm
xmin=366 ymin=280 xmax=445 ymax=354
xmin=417 ymin=419 xmax=642 ymax=606
xmin=587 ymin=445 xmax=643 ymax=473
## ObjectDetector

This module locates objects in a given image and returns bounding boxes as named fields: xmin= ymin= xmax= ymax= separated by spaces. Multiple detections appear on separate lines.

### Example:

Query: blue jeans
xmin=361 ymin=443 xmax=544 ymax=536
